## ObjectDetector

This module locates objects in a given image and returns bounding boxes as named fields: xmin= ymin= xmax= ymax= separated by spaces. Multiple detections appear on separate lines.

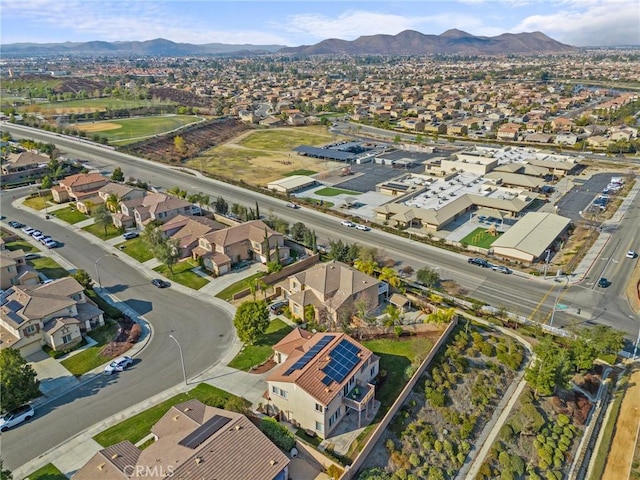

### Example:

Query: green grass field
xmin=82 ymin=222 xmax=123 ymax=240
xmin=460 ymin=227 xmax=502 ymax=249
xmin=314 ymin=187 xmax=362 ymax=197
xmin=301 ymin=197 xmax=334 ymax=208
xmin=116 ymin=237 xmax=154 ymax=263
xmin=284 ymin=169 xmax=317 ymax=177
xmin=60 ymin=321 xmax=121 ymax=376
xmin=77 ymin=115 xmax=201 ymax=145
xmin=24 ymin=463 xmax=67 ymax=480
xmin=227 ymin=319 xmax=293 ymax=371
xmin=23 ymin=194 xmax=52 ymax=210
xmin=237 ymin=128 xmax=331 ymax=150
xmin=53 ymin=206 xmax=89 ymax=224
xmin=153 ymin=260 xmax=209 ymax=290
xmin=215 ymin=272 xmax=266 ymax=301
xmin=19 ymin=97 xmax=174 ymax=115
xmin=29 ymin=257 xmax=69 ymax=279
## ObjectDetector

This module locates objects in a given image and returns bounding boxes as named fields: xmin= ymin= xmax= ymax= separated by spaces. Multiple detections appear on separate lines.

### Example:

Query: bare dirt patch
xmin=602 ymin=366 xmax=640 ymax=480
xmin=75 ymin=122 xmax=123 ymax=133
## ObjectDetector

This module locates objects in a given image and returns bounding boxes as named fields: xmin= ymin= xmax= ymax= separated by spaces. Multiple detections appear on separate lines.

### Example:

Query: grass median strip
xmin=227 ymin=318 xmax=293 ymax=371
xmin=93 ymin=383 xmax=248 ymax=447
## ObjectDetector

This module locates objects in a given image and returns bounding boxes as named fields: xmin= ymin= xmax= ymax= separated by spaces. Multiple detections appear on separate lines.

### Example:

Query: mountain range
xmin=0 ymin=30 xmax=577 ymax=57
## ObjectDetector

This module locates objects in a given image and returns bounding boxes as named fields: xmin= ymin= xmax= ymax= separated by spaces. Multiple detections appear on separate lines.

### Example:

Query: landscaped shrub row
xmin=477 ymin=388 xmax=584 ymax=480
xmin=359 ymin=325 xmax=524 ymax=479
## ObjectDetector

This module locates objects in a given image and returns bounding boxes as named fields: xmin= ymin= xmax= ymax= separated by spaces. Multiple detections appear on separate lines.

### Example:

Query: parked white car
xmin=355 ymin=224 xmax=371 ymax=231
xmin=104 ymin=356 xmax=134 ymax=374
xmin=0 ymin=404 xmax=34 ymax=432
xmin=341 ymin=220 xmax=355 ymax=227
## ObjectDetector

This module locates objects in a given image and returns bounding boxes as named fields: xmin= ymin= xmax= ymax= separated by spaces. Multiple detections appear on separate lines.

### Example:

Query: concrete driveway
xmin=26 ymin=350 xmax=79 ymax=400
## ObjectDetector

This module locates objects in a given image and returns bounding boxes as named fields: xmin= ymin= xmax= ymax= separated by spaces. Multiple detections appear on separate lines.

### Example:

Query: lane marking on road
xmin=528 ymin=282 xmax=557 ymax=321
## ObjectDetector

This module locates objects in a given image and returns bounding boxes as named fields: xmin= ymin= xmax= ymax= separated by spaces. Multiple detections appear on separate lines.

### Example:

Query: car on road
xmin=468 ymin=257 xmax=490 ymax=268
xmin=355 ymin=224 xmax=371 ymax=231
xmin=626 ymin=250 xmax=637 ymax=259
xmin=269 ymin=300 xmax=288 ymax=315
xmin=39 ymin=235 xmax=53 ymax=244
xmin=24 ymin=253 xmax=41 ymax=261
xmin=31 ymin=231 xmax=44 ymax=240
xmin=22 ymin=226 xmax=35 ymax=234
xmin=122 ymin=231 xmax=139 ymax=240
xmin=151 ymin=278 xmax=170 ymax=288
xmin=0 ymin=404 xmax=34 ymax=432
xmin=597 ymin=277 xmax=610 ymax=288
xmin=104 ymin=356 xmax=133 ymax=374
xmin=341 ymin=220 xmax=355 ymax=227
xmin=285 ymin=203 xmax=300 ymax=209
xmin=8 ymin=221 xmax=25 ymax=228
xmin=492 ymin=265 xmax=512 ymax=274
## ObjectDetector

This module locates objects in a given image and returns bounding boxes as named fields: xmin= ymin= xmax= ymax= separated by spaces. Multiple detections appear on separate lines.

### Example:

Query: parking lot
xmin=556 ymin=172 xmax=617 ymax=221
xmin=336 ymin=162 xmax=423 ymax=193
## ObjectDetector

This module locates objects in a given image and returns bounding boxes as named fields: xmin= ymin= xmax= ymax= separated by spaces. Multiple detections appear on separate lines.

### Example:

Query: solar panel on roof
xmin=0 ymin=288 xmax=15 ymax=306
xmin=4 ymin=300 xmax=22 ymax=313
xmin=284 ymin=334 xmax=333 ymax=376
xmin=6 ymin=311 xmax=24 ymax=325
xmin=178 ymin=414 xmax=231 ymax=449
xmin=321 ymin=339 xmax=362 ymax=385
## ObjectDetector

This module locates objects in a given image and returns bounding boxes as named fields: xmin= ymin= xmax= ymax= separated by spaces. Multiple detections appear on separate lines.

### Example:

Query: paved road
xmin=0 ymin=188 xmax=236 ymax=470
xmin=3 ymin=123 xmax=638 ymax=338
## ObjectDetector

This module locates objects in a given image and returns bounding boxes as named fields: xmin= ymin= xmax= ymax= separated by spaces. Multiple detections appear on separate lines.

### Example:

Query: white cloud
xmin=513 ymin=0 xmax=640 ymax=45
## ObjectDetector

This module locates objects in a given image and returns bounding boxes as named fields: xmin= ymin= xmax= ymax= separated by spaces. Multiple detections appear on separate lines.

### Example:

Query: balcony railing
xmin=343 ymin=381 xmax=375 ymax=411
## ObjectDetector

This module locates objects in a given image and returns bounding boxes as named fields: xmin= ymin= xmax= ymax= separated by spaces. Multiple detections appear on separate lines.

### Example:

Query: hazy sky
xmin=1 ymin=0 xmax=638 ymax=47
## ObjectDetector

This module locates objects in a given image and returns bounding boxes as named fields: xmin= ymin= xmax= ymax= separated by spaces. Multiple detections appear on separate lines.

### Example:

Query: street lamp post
xmin=94 ymin=254 xmax=116 ymax=289
xmin=169 ymin=334 xmax=187 ymax=386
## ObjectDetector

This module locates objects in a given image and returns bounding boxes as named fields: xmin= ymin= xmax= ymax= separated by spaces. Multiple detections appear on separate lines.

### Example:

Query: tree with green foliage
xmin=233 ymin=300 xmax=269 ymax=345
xmin=174 ymin=135 xmax=186 ymax=156
xmin=92 ymin=204 xmax=112 ymax=236
xmin=259 ymin=417 xmax=295 ymax=451
xmin=328 ymin=239 xmax=359 ymax=263
xmin=379 ymin=267 xmax=401 ymax=289
xmin=110 ymin=166 xmax=125 ymax=182
xmin=214 ymin=196 xmax=228 ymax=215
xmin=0 ymin=349 xmax=40 ymax=413
xmin=525 ymin=337 xmax=572 ymax=396
xmin=72 ymin=269 xmax=94 ymax=289
xmin=40 ymin=175 xmax=52 ymax=189
xmin=105 ymin=193 xmax=121 ymax=213
xmin=155 ymin=238 xmax=180 ymax=276
xmin=290 ymin=222 xmax=307 ymax=242
xmin=354 ymin=259 xmax=378 ymax=276
xmin=416 ymin=267 xmax=440 ymax=288
xmin=0 ymin=459 xmax=13 ymax=480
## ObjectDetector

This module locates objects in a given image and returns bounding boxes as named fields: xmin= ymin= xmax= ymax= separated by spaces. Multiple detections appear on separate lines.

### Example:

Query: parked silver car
xmin=0 ymin=404 xmax=34 ymax=432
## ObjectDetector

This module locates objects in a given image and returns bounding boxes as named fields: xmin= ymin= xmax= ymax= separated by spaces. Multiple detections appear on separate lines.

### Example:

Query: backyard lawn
xmin=227 ymin=319 xmax=293 ymax=371
xmin=29 ymin=257 xmax=68 ymax=279
xmin=93 ymin=383 xmax=247 ymax=447
xmin=362 ymin=335 xmax=436 ymax=409
xmin=153 ymin=260 xmax=209 ymax=290
xmin=24 ymin=463 xmax=67 ymax=480
xmin=53 ymin=206 xmax=89 ymax=224
xmin=60 ymin=321 xmax=121 ymax=376
xmin=460 ymin=227 xmax=502 ymax=249
xmin=116 ymin=237 xmax=154 ymax=263
xmin=82 ymin=222 xmax=123 ymax=240
xmin=314 ymin=187 xmax=362 ymax=197
xmin=215 ymin=271 xmax=266 ymax=301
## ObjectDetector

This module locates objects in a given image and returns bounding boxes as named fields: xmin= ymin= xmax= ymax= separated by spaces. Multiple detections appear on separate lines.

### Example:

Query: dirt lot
xmin=602 ymin=366 xmax=640 ymax=480
xmin=187 ymin=126 xmax=345 ymax=185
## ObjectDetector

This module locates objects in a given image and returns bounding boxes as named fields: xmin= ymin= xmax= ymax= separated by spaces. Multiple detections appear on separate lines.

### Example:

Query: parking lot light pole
xmin=169 ymin=334 xmax=187 ymax=386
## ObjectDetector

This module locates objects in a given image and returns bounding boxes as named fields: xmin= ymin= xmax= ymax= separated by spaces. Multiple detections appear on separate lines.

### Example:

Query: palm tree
xmin=378 ymin=267 xmax=401 ymax=289
xmin=105 ymin=193 xmax=121 ymax=213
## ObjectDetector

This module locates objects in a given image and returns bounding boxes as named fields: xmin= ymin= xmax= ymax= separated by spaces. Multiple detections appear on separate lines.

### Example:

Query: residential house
xmin=73 ymin=399 xmax=289 ymax=480
xmin=0 ymin=249 xmax=39 ymax=290
xmin=95 ymin=182 xmax=147 ymax=228
xmin=0 ymin=278 xmax=104 ymax=357
xmin=284 ymin=260 xmax=383 ymax=324
xmin=51 ymin=172 xmax=109 ymax=205
xmin=130 ymin=193 xmax=198 ymax=229
xmin=267 ymin=330 xmax=379 ymax=438
xmin=554 ymin=133 xmax=578 ymax=146
xmin=497 ymin=123 xmax=521 ymax=141
xmin=550 ymin=117 xmax=573 ymax=132
xmin=1 ymin=151 xmax=50 ymax=185
xmin=193 ymin=220 xmax=289 ymax=276
xmin=159 ymin=215 xmax=226 ymax=259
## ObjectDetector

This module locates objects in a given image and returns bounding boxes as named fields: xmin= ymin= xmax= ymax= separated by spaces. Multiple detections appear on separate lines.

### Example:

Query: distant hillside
xmin=0 ymin=38 xmax=286 ymax=57
xmin=278 ymin=29 xmax=578 ymax=55
xmin=0 ymin=30 xmax=577 ymax=57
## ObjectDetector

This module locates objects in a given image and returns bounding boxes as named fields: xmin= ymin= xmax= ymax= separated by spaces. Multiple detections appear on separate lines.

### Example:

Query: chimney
xmin=97 ymin=463 xmax=106 ymax=471
xmin=270 ymin=460 xmax=277 ymax=466
xmin=111 ymin=453 xmax=120 ymax=460
xmin=173 ymin=415 xmax=180 ymax=421
xmin=235 ymin=424 xmax=241 ymax=431
xmin=195 ymin=456 xmax=203 ymax=465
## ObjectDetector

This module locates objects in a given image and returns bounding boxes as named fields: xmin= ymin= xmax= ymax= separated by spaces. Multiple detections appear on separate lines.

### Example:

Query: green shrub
xmin=259 ymin=417 xmax=295 ymax=451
